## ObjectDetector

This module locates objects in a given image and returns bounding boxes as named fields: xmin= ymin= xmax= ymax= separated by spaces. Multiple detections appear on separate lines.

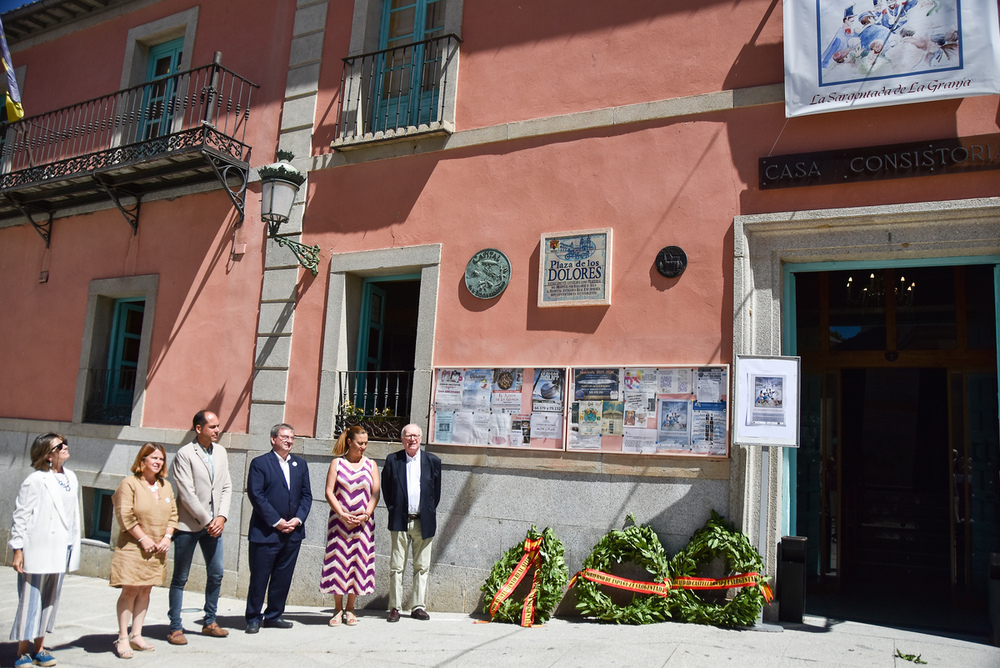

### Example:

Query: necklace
xmin=53 ymin=471 xmax=71 ymax=491
xmin=145 ymin=478 xmax=158 ymax=493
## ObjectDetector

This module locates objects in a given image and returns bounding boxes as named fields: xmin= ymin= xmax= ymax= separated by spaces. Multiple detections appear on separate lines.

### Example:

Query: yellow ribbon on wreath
xmin=488 ymin=536 xmax=545 ymax=627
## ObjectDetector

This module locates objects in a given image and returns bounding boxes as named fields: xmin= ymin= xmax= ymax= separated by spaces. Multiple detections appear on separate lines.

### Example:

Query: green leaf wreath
xmin=667 ymin=510 xmax=770 ymax=627
xmin=573 ymin=516 xmax=673 ymax=625
xmin=480 ymin=526 xmax=568 ymax=625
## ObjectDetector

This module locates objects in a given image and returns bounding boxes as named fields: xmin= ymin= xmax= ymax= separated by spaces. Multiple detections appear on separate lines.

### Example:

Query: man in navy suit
xmin=381 ymin=423 xmax=442 ymax=622
xmin=244 ymin=423 xmax=312 ymax=633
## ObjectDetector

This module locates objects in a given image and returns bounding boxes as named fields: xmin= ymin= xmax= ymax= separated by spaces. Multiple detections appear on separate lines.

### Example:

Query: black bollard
xmin=777 ymin=536 xmax=807 ymax=623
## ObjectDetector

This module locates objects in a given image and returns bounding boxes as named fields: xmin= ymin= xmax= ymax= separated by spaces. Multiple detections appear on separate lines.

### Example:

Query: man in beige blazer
xmin=167 ymin=410 xmax=232 ymax=645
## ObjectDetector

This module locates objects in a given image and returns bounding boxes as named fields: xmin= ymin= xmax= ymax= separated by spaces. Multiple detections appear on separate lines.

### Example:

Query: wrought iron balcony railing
xmin=335 ymin=369 xmax=413 ymax=441
xmin=83 ymin=368 xmax=138 ymax=425
xmin=333 ymin=34 xmax=460 ymax=146
xmin=0 ymin=54 xmax=257 ymax=236
xmin=1 ymin=57 xmax=256 ymax=186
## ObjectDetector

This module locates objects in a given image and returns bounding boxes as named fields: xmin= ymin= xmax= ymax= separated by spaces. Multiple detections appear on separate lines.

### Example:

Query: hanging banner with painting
xmin=783 ymin=0 xmax=1000 ymax=117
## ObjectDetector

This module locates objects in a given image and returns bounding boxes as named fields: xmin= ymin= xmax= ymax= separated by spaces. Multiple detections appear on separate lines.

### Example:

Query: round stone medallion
xmin=465 ymin=248 xmax=511 ymax=300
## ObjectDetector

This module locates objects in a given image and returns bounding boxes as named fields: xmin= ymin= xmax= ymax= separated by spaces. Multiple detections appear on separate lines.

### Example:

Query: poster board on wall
xmin=428 ymin=367 xmax=567 ymax=450
xmin=732 ymin=355 xmax=801 ymax=447
xmin=567 ymin=365 xmax=730 ymax=457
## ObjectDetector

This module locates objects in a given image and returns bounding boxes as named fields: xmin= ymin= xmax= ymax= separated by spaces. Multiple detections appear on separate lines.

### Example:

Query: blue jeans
xmin=168 ymin=528 xmax=223 ymax=631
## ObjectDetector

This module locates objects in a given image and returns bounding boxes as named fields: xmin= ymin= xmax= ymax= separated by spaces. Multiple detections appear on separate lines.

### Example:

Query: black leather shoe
xmin=245 ymin=620 xmax=260 ymax=634
xmin=262 ymin=617 xmax=293 ymax=629
xmin=411 ymin=608 xmax=430 ymax=620
xmin=387 ymin=608 xmax=400 ymax=623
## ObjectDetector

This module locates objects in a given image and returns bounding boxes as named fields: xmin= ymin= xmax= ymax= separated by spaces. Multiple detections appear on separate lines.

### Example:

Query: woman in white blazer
xmin=8 ymin=433 xmax=82 ymax=668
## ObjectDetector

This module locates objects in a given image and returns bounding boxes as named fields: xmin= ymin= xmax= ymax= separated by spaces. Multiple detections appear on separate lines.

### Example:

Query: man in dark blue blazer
xmin=381 ymin=423 xmax=442 ymax=622
xmin=244 ymin=423 xmax=312 ymax=633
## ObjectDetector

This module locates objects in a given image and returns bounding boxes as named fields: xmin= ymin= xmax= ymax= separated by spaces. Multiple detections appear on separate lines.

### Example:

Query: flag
xmin=0 ymin=17 xmax=22 ymax=122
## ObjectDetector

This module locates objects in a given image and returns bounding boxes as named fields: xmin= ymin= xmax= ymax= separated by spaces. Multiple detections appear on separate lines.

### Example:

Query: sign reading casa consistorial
xmin=464 ymin=248 xmax=511 ymax=300
xmin=760 ymin=133 xmax=1000 ymax=189
xmin=538 ymin=228 xmax=612 ymax=308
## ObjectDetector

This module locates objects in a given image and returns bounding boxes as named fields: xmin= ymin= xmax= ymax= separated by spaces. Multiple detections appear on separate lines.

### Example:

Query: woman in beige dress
xmin=110 ymin=443 xmax=178 ymax=659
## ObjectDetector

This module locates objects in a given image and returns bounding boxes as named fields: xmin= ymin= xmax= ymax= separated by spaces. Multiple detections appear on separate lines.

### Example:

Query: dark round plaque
xmin=655 ymin=246 xmax=687 ymax=278
xmin=465 ymin=248 xmax=511 ymax=299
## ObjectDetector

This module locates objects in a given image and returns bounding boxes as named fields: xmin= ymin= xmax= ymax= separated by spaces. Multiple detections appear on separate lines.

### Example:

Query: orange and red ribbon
xmin=568 ymin=568 xmax=672 ymax=597
xmin=487 ymin=536 xmax=545 ymax=626
xmin=569 ymin=568 xmax=772 ymax=603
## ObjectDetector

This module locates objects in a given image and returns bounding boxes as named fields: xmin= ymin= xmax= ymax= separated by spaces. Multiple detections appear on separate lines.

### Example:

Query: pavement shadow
xmin=55 ymin=632 xmax=118 ymax=655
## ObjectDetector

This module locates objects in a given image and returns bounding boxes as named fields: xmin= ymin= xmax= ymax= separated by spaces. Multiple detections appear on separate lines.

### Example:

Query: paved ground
xmin=1 ymin=570 xmax=997 ymax=667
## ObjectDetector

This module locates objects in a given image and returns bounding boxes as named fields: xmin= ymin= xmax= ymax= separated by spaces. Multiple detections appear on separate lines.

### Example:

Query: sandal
xmin=344 ymin=610 xmax=358 ymax=626
xmin=328 ymin=610 xmax=343 ymax=627
xmin=129 ymin=635 xmax=154 ymax=652
xmin=113 ymin=637 xmax=133 ymax=660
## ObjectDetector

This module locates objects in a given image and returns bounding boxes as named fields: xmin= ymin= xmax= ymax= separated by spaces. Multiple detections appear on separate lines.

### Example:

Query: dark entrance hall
xmin=793 ymin=264 xmax=999 ymax=636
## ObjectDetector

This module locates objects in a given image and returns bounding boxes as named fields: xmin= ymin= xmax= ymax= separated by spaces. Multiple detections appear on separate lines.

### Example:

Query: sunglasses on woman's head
xmin=49 ymin=441 xmax=67 ymax=453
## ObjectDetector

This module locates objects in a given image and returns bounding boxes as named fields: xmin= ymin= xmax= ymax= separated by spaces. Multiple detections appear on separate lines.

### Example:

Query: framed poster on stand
xmin=428 ymin=367 xmax=567 ymax=450
xmin=732 ymin=355 xmax=801 ymax=447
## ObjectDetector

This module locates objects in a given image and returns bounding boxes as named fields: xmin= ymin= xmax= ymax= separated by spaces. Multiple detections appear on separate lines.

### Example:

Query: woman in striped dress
xmin=321 ymin=426 xmax=380 ymax=626
xmin=8 ymin=433 xmax=82 ymax=668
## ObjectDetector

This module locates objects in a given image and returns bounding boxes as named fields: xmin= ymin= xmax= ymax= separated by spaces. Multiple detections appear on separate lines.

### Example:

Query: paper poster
xmin=602 ymin=401 xmax=624 ymax=436
xmin=695 ymin=367 xmax=724 ymax=403
xmin=532 ymin=368 xmax=564 ymax=412
xmin=511 ymin=414 xmax=531 ymax=445
xmin=623 ymin=368 xmax=657 ymax=393
xmin=530 ymin=411 xmax=563 ymax=439
xmin=623 ymin=428 xmax=657 ymax=454
xmin=435 ymin=368 xmax=463 ymax=410
xmin=489 ymin=411 xmax=513 ymax=446
xmin=749 ymin=374 xmax=786 ymax=426
xmin=657 ymin=398 xmax=692 ymax=447
xmin=568 ymin=430 xmax=601 ymax=450
xmin=492 ymin=368 xmax=522 ymax=392
xmin=434 ymin=411 xmax=454 ymax=444
xmin=452 ymin=411 xmax=475 ymax=444
xmin=470 ymin=412 xmax=491 ymax=445
xmin=462 ymin=369 xmax=492 ymax=411
xmin=623 ymin=391 xmax=648 ymax=424
xmin=491 ymin=391 xmax=523 ymax=411
xmin=692 ymin=402 xmax=727 ymax=455
xmin=658 ymin=368 xmax=691 ymax=395
xmin=491 ymin=368 xmax=523 ymax=411
xmin=573 ymin=368 xmax=620 ymax=401
xmin=783 ymin=0 xmax=1000 ymax=117
xmin=575 ymin=401 xmax=603 ymax=436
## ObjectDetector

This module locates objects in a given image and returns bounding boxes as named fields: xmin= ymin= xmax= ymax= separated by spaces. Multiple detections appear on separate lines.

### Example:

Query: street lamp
xmin=259 ymin=150 xmax=320 ymax=275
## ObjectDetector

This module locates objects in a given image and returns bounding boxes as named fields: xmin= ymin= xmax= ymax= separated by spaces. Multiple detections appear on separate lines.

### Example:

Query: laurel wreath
xmin=667 ymin=510 xmax=770 ymax=627
xmin=480 ymin=526 xmax=568 ymax=625
xmin=572 ymin=516 xmax=673 ymax=625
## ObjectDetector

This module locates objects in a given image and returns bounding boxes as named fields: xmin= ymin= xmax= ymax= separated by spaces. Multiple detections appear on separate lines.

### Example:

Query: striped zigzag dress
xmin=320 ymin=457 xmax=375 ymax=595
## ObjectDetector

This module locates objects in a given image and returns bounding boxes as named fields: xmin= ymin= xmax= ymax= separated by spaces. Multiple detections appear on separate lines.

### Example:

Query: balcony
xmin=332 ymin=34 xmax=460 ymax=148
xmin=83 ymin=368 xmax=138 ymax=425
xmin=0 ymin=55 xmax=257 ymax=239
xmin=335 ymin=370 xmax=413 ymax=441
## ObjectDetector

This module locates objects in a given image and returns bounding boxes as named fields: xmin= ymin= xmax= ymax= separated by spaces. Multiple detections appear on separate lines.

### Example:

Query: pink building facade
xmin=0 ymin=0 xmax=996 ymax=630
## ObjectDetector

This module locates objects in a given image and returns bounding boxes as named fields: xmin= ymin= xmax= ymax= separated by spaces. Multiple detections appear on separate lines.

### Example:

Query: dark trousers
xmin=245 ymin=538 xmax=301 ymax=622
